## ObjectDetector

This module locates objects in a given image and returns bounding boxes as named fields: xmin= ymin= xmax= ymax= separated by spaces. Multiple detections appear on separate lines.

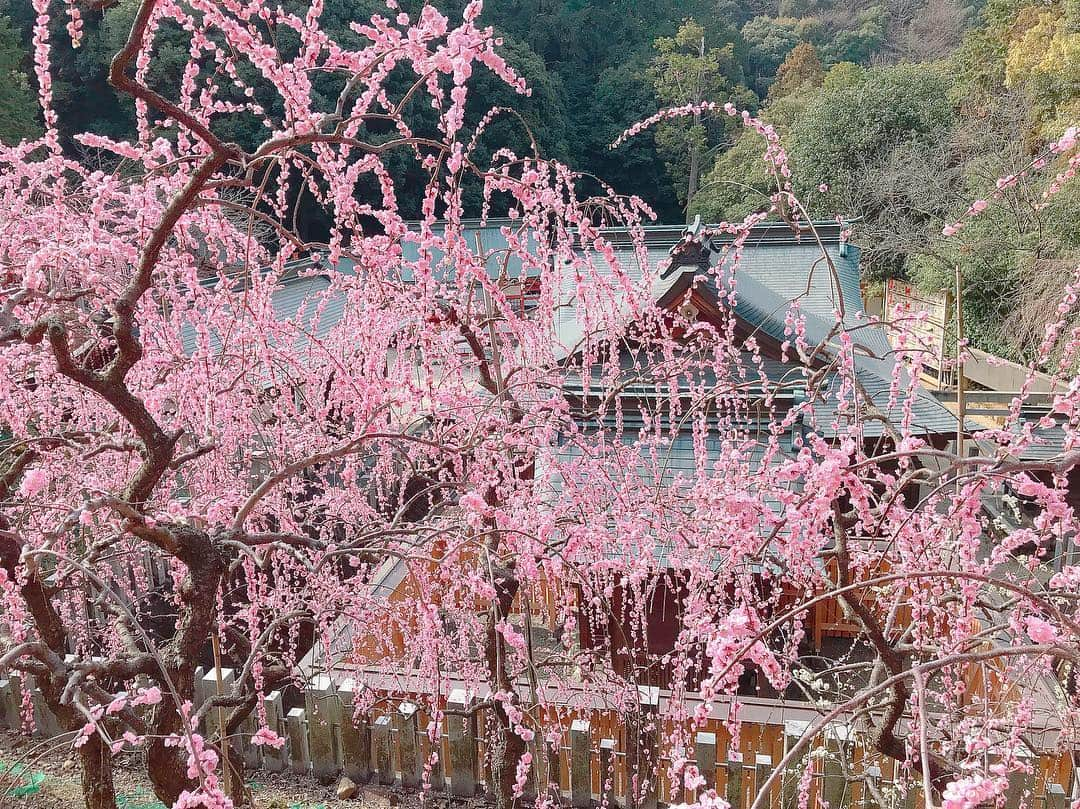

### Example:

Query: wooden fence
xmin=0 ymin=671 xmax=1073 ymax=809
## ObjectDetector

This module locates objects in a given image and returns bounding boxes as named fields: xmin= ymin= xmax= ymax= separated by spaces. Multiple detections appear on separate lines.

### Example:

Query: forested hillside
xmin=0 ymin=0 xmax=1075 ymax=361
xmin=691 ymin=0 xmax=1080 ymax=363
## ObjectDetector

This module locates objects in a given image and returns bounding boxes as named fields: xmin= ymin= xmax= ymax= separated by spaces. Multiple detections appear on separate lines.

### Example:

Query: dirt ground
xmin=0 ymin=730 xmax=470 ymax=809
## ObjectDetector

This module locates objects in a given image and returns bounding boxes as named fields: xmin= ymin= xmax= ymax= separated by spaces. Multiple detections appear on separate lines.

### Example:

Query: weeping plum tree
xmin=0 ymin=1 xmax=656 ymax=806
xmin=2 ymin=2 xmax=1080 ymax=809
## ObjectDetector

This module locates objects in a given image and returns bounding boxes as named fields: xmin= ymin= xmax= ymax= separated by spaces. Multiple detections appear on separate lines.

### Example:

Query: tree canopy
xmin=691 ymin=0 xmax=1080 ymax=365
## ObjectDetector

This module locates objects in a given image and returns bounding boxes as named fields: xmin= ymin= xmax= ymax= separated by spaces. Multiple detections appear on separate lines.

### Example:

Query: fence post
xmin=261 ymin=691 xmax=288 ymax=773
xmin=447 ymin=688 xmax=477 ymax=797
xmin=901 ymin=783 xmax=919 ymax=809
xmin=30 ymin=678 xmax=61 ymax=738
xmin=821 ymin=725 xmax=850 ymax=809
xmin=192 ymin=666 xmax=205 ymax=731
xmin=287 ymin=707 xmax=310 ymax=775
xmin=0 ymin=677 xmax=14 ymax=730
xmin=754 ymin=755 xmax=774 ymax=809
xmin=131 ymin=672 xmax=155 ymax=726
xmin=546 ymin=724 xmax=562 ymax=802
xmin=781 ymin=720 xmax=810 ymax=809
xmin=28 ymin=681 xmax=46 ymax=737
xmin=218 ymin=668 xmax=236 ymax=753
xmin=199 ymin=667 xmax=234 ymax=743
xmin=306 ymin=675 xmax=342 ymax=784
xmin=570 ymin=719 xmax=592 ymax=808
xmin=599 ymin=738 xmax=617 ymax=808
xmin=1045 ymin=783 xmax=1068 ymax=809
xmin=1002 ymin=751 xmax=1035 ymax=809
xmin=2 ymin=676 xmax=24 ymax=731
xmin=338 ymin=679 xmax=372 ymax=782
xmin=421 ymin=714 xmax=444 ymax=790
xmin=695 ymin=732 xmax=717 ymax=792
xmin=396 ymin=702 xmax=421 ymax=788
xmin=373 ymin=714 xmax=394 ymax=785
xmin=725 ymin=753 xmax=744 ymax=809
xmin=628 ymin=686 xmax=659 ymax=809
xmin=241 ymin=703 xmax=262 ymax=771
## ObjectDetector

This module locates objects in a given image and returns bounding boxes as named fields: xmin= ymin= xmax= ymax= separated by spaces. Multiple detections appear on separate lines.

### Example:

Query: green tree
xmin=0 ymin=11 xmax=38 ymax=143
xmin=0 ymin=0 xmax=980 ymax=224
xmin=822 ymin=6 xmax=888 ymax=63
xmin=1001 ymin=3 xmax=1080 ymax=134
xmin=823 ymin=60 xmax=865 ymax=89
xmin=767 ymin=41 xmax=825 ymax=100
xmin=650 ymin=18 xmax=753 ymax=220
xmin=741 ymin=16 xmax=800 ymax=83
xmin=691 ymin=92 xmax=808 ymax=222
xmin=788 ymin=62 xmax=953 ymax=215
xmin=585 ymin=58 xmax=681 ymax=222
xmin=695 ymin=62 xmax=954 ymax=278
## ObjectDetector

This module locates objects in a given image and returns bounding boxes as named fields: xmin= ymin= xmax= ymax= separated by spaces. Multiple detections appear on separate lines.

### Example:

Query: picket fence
xmin=0 ymin=670 xmax=1073 ymax=809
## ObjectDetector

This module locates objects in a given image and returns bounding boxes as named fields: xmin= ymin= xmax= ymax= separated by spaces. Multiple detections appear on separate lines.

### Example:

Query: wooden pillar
xmin=396 ymin=702 xmax=421 ymax=788
xmin=261 ymin=691 xmax=288 ymax=773
xmin=781 ymin=720 xmax=810 ymax=809
xmin=447 ymin=688 xmax=478 ymax=797
xmin=695 ymin=732 xmax=717 ymax=792
xmin=338 ymin=679 xmax=372 ymax=782
xmin=286 ymin=707 xmax=310 ymax=775
xmin=570 ymin=719 xmax=592 ymax=808
xmin=599 ymin=738 xmax=617 ymax=808
xmin=725 ymin=753 xmax=744 ymax=809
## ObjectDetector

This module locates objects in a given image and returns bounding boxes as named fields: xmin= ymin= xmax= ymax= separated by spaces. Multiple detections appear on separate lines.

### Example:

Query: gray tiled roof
xmin=182 ymin=272 xmax=348 ymax=359
xmin=210 ymin=221 xmax=956 ymax=439
xmin=396 ymin=221 xmax=541 ymax=282
xmin=270 ymin=274 xmax=348 ymax=344
xmin=553 ymin=244 xmax=676 ymax=355
xmin=711 ymin=245 xmax=890 ymax=360
xmin=1008 ymin=422 xmax=1069 ymax=461
xmin=232 ymin=221 xmax=963 ymax=579
xmin=693 ymin=237 xmax=956 ymax=439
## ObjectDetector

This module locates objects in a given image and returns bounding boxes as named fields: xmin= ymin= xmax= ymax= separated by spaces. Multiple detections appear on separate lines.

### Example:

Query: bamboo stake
xmin=212 ymin=630 xmax=232 ymax=799
xmin=955 ymin=264 xmax=965 ymax=464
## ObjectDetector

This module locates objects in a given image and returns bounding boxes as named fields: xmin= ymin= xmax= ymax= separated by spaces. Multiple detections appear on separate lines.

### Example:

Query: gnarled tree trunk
xmin=147 ymin=530 xmax=226 ymax=806
xmin=79 ymin=734 xmax=119 ymax=809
